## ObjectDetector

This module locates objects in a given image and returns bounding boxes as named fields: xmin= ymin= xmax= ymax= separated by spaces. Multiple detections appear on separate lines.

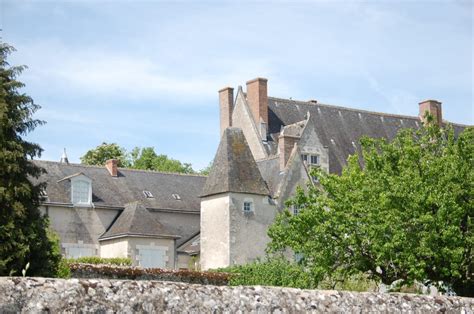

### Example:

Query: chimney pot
xmin=106 ymin=159 xmax=118 ymax=177
xmin=246 ymin=77 xmax=268 ymax=131
xmin=419 ymin=99 xmax=442 ymax=126
xmin=219 ymin=87 xmax=234 ymax=136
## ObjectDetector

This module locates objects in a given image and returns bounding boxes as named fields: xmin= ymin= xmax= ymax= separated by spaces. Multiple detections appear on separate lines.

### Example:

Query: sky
xmin=1 ymin=0 xmax=472 ymax=170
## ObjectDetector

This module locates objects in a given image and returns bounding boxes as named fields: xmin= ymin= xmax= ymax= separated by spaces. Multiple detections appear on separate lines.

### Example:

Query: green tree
xmin=81 ymin=144 xmax=196 ymax=174
xmin=0 ymin=42 xmax=61 ymax=276
xmin=80 ymin=142 xmax=129 ymax=167
xmin=268 ymin=123 xmax=473 ymax=296
xmin=198 ymin=161 xmax=213 ymax=175
xmin=131 ymin=147 xmax=195 ymax=174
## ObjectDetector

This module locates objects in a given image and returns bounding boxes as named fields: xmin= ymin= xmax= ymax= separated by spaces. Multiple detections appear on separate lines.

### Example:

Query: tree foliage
xmin=80 ymin=142 xmax=129 ymax=167
xmin=81 ymin=144 xmax=196 ymax=174
xmin=217 ymin=257 xmax=318 ymax=289
xmin=268 ymin=123 xmax=473 ymax=296
xmin=0 ymin=42 xmax=61 ymax=276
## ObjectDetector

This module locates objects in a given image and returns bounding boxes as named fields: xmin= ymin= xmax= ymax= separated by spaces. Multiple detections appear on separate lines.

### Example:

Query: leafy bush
xmin=56 ymin=258 xmax=71 ymax=278
xmin=66 ymin=256 xmax=132 ymax=266
xmin=69 ymin=263 xmax=230 ymax=285
xmin=216 ymin=258 xmax=317 ymax=289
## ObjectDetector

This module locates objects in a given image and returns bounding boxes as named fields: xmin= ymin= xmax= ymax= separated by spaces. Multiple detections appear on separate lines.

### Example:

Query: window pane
xmin=310 ymin=155 xmax=319 ymax=165
xmin=243 ymin=202 xmax=252 ymax=212
xmin=73 ymin=180 xmax=90 ymax=204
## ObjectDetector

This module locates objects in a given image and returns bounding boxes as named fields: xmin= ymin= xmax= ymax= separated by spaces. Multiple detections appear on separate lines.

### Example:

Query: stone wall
xmin=1 ymin=277 xmax=472 ymax=313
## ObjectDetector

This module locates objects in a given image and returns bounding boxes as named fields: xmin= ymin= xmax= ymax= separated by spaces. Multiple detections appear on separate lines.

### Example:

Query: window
xmin=292 ymin=205 xmax=300 ymax=215
xmin=243 ymin=201 xmax=253 ymax=213
xmin=72 ymin=179 xmax=91 ymax=205
xmin=143 ymin=190 xmax=154 ymax=198
xmin=302 ymin=153 xmax=319 ymax=166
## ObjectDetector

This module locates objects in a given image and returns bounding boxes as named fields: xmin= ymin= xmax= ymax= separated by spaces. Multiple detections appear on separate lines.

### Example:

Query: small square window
xmin=292 ymin=205 xmax=299 ymax=215
xmin=243 ymin=201 xmax=252 ymax=212
xmin=310 ymin=155 xmax=319 ymax=165
xmin=301 ymin=154 xmax=308 ymax=163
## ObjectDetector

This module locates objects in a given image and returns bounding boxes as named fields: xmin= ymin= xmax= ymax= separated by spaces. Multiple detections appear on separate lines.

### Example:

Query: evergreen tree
xmin=0 ymin=42 xmax=60 ymax=276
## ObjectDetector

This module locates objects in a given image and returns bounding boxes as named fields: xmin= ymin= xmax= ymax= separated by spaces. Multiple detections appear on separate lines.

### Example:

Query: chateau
xmin=34 ymin=78 xmax=468 ymax=270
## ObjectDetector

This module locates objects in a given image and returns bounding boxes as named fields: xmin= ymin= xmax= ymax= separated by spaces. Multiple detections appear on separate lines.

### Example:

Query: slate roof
xmin=256 ymin=156 xmax=282 ymax=196
xmin=33 ymin=160 xmax=206 ymax=211
xmin=201 ymin=127 xmax=270 ymax=197
xmin=266 ymin=97 xmax=469 ymax=174
xmin=100 ymin=202 xmax=179 ymax=241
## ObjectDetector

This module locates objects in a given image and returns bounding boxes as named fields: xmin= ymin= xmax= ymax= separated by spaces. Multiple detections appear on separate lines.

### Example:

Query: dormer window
xmin=71 ymin=176 xmax=92 ymax=206
xmin=301 ymin=153 xmax=319 ymax=166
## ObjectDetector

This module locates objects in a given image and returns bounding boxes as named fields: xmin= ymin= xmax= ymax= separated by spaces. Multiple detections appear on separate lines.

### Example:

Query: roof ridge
xmin=269 ymin=96 xmax=472 ymax=127
xmin=268 ymin=96 xmax=421 ymax=120
xmin=34 ymin=160 xmax=208 ymax=177
xmin=256 ymin=155 xmax=279 ymax=162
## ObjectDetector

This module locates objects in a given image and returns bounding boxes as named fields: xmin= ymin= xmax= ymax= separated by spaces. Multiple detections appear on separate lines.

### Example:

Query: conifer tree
xmin=0 ymin=42 xmax=60 ymax=276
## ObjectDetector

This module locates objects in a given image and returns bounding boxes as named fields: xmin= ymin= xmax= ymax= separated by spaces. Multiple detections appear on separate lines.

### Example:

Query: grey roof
xmin=33 ymin=160 xmax=206 ymax=211
xmin=201 ymin=127 xmax=270 ymax=197
xmin=256 ymin=156 xmax=283 ymax=196
xmin=266 ymin=97 xmax=470 ymax=174
xmin=100 ymin=202 xmax=179 ymax=240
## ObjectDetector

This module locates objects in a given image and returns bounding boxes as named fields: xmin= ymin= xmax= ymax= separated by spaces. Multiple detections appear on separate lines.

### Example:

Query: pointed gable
xmin=100 ymin=201 xmax=178 ymax=240
xmin=201 ymin=127 xmax=270 ymax=197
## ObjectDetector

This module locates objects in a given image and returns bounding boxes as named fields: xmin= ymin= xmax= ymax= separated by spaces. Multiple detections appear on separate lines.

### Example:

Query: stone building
xmin=34 ymin=77 xmax=469 ymax=270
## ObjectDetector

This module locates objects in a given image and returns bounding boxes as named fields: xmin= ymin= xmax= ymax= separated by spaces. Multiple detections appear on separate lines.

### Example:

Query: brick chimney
xmin=105 ymin=159 xmax=118 ymax=177
xmin=246 ymin=77 xmax=268 ymax=131
xmin=419 ymin=100 xmax=442 ymax=126
xmin=219 ymin=87 xmax=234 ymax=136
xmin=279 ymin=135 xmax=299 ymax=170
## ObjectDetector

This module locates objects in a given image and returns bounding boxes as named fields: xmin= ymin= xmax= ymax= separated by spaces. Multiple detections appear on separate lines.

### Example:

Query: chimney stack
xmin=106 ymin=159 xmax=118 ymax=177
xmin=419 ymin=99 xmax=442 ymax=126
xmin=246 ymin=78 xmax=268 ymax=132
xmin=219 ymin=87 xmax=234 ymax=136
xmin=279 ymin=135 xmax=299 ymax=170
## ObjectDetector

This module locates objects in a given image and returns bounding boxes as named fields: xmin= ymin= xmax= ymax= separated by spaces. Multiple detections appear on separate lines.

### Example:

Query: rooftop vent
xmin=308 ymin=99 xmax=318 ymax=104
xmin=172 ymin=193 xmax=181 ymax=200
xmin=143 ymin=191 xmax=154 ymax=198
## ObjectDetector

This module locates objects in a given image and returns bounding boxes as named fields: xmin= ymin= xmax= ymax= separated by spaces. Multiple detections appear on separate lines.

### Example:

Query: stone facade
xmin=1 ymin=278 xmax=472 ymax=313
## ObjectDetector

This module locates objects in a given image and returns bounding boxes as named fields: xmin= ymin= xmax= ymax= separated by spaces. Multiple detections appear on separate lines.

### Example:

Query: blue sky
xmin=2 ymin=0 xmax=472 ymax=170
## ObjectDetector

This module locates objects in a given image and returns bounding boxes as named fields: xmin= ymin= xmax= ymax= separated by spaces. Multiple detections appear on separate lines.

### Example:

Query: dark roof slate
xmin=201 ymin=127 xmax=270 ymax=197
xmin=100 ymin=202 xmax=178 ymax=240
xmin=267 ymin=97 xmax=469 ymax=174
xmin=256 ymin=156 xmax=282 ymax=197
xmin=33 ymin=160 xmax=206 ymax=211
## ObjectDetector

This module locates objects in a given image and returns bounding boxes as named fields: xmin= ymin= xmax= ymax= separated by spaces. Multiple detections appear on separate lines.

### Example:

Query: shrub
xmin=68 ymin=263 xmax=230 ymax=285
xmin=216 ymin=258 xmax=317 ymax=289
xmin=66 ymin=257 xmax=132 ymax=266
